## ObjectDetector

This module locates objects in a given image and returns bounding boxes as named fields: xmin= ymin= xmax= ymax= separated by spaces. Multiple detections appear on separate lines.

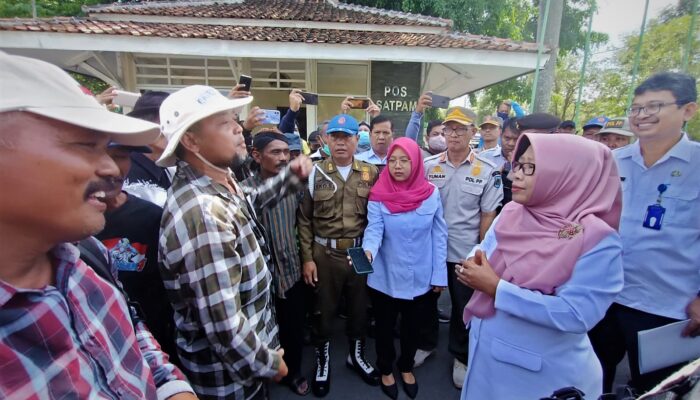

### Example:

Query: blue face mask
xmin=497 ymin=111 xmax=509 ymax=121
xmin=358 ymin=131 xmax=371 ymax=147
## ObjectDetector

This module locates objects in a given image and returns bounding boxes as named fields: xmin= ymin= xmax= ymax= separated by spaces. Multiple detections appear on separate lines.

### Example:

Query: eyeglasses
xmin=442 ymin=126 xmax=469 ymax=137
xmin=511 ymin=161 xmax=536 ymax=176
xmin=626 ymin=101 xmax=683 ymax=117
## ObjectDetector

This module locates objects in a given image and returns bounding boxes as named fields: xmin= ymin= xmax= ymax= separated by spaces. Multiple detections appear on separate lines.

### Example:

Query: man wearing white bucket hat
xmin=157 ymin=85 xmax=312 ymax=399
xmin=0 ymin=51 xmax=196 ymax=399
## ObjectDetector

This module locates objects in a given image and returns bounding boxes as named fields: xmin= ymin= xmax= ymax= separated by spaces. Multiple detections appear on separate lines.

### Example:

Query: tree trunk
xmin=534 ymin=0 xmax=564 ymax=113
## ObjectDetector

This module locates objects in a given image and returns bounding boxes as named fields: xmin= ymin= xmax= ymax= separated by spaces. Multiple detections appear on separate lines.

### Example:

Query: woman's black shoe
xmin=401 ymin=375 xmax=418 ymax=399
xmin=380 ymin=380 xmax=399 ymax=400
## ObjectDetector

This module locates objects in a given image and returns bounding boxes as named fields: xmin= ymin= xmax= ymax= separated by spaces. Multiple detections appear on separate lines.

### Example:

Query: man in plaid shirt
xmin=0 ymin=52 xmax=196 ymax=399
xmin=156 ymin=86 xmax=312 ymax=399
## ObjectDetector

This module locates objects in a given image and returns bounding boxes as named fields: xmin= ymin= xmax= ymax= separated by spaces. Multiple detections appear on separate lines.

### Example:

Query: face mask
xmin=428 ymin=135 xmax=447 ymax=152
xmin=322 ymin=144 xmax=331 ymax=156
xmin=497 ymin=112 xmax=509 ymax=121
xmin=358 ymin=131 xmax=371 ymax=147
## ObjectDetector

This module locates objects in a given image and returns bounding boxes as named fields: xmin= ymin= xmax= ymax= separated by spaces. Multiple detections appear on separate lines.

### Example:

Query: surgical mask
xmin=428 ymin=135 xmax=447 ymax=152
xmin=322 ymin=144 xmax=331 ymax=156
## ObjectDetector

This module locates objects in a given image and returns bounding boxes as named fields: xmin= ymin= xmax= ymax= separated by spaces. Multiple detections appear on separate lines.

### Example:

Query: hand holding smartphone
xmin=348 ymin=97 xmax=371 ymax=109
xmin=347 ymin=247 xmax=374 ymax=275
xmin=260 ymin=109 xmax=281 ymax=125
xmin=430 ymin=93 xmax=450 ymax=109
xmin=300 ymin=91 xmax=319 ymax=105
xmin=238 ymin=75 xmax=252 ymax=91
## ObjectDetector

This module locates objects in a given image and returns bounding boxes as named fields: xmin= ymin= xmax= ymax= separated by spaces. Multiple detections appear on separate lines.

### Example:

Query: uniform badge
xmin=492 ymin=171 xmax=502 ymax=188
xmin=327 ymin=163 xmax=334 ymax=172
xmin=471 ymin=162 xmax=482 ymax=177
xmin=428 ymin=165 xmax=446 ymax=180
xmin=361 ymin=166 xmax=370 ymax=181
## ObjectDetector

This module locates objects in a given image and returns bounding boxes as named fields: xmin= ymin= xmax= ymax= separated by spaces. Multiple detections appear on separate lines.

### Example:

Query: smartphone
xmin=300 ymin=91 xmax=319 ymax=105
xmin=347 ymin=247 xmax=374 ymax=275
xmin=260 ymin=109 xmax=281 ymax=125
xmin=430 ymin=93 xmax=450 ymax=109
xmin=113 ymin=90 xmax=141 ymax=107
xmin=238 ymin=74 xmax=252 ymax=91
xmin=348 ymin=97 xmax=370 ymax=109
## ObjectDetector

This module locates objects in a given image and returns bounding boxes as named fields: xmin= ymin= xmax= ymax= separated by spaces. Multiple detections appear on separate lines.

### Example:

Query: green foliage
xmin=0 ymin=0 xmax=112 ymax=18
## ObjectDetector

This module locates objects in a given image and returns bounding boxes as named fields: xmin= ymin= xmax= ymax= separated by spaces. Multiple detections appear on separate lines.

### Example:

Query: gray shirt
xmin=424 ymin=150 xmax=503 ymax=262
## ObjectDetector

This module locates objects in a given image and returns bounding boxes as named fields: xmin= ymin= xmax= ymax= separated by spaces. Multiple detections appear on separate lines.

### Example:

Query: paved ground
xmin=269 ymin=314 xmax=631 ymax=399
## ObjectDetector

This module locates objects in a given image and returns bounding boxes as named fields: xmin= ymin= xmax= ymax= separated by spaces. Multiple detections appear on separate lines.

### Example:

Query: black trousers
xmin=589 ymin=302 xmax=683 ymax=394
xmin=274 ymin=280 xmax=308 ymax=379
xmin=370 ymin=287 xmax=433 ymax=375
xmin=416 ymin=290 xmax=440 ymax=351
xmin=447 ymin=261 xmax=473 ymax=364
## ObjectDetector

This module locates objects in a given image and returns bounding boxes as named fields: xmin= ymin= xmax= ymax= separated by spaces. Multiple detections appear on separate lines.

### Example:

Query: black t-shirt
xmin=96 ymin=193 xmax=179 ymax=364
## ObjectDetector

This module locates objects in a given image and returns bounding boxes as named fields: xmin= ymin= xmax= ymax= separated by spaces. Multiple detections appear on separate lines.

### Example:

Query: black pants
xmin=416 ymin=290 xmax=440 ymax=351
xmin=447 ymin=261 xmax=473 ymax=364
xmin=370 ymin=287 xmax=433 ymax=375
xmin=589 ymin=303 xmax=683 ymax=394
xmin=275 ymin=280 xmax=308 ymax=380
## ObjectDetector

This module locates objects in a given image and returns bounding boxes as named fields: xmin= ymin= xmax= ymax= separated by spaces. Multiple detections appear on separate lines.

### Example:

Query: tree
xmin=0 ymin=0 xmax=112 ymax=18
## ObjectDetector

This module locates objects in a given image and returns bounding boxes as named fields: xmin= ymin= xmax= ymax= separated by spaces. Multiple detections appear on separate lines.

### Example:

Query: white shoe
xmin=413 ymin=349 xmax=435 ymax=368
xmin=452 ymin=359 xmax=467 ymax=389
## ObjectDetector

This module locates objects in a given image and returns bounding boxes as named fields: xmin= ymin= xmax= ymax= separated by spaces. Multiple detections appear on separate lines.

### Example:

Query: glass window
xmin=317 ymin=63 xmax=368 ymax=94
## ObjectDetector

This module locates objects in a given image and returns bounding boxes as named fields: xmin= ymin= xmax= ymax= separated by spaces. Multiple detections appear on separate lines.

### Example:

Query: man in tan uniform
xmin=297 ymin=114 xmax=379 ymax=397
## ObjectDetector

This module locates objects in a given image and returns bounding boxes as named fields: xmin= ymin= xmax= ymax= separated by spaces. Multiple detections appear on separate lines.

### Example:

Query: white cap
xmin=0 ymin=51 xmax=159 ymax=146
xmin=156 ymin=85 xmax=253 ymax=167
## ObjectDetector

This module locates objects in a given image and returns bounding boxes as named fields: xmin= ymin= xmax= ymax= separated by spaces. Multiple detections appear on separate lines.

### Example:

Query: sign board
xmin=371 ymin=61 xmax=422 ymax=137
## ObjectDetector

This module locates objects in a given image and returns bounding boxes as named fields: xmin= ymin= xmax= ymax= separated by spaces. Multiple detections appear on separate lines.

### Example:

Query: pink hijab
xmin=369 ymin=137 xmax=435 ymax=213
xmin=464 ymin=133 xmax=622 ymax=322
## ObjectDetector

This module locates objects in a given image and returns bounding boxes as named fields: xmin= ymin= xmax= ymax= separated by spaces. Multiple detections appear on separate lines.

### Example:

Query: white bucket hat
xmin=156 ymin=85 xmax=253 ymax=167
xmin=0 ymin=51 xmax=159 ymax=146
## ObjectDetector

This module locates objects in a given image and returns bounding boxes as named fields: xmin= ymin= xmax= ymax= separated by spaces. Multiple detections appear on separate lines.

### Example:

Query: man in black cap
xmin=558 ymin=120 xmax=577 ymax=134
xmin=96 ymin=141 xmax=180 ymax=366
xmin=123 ymin=91 xmax=172 ymax=207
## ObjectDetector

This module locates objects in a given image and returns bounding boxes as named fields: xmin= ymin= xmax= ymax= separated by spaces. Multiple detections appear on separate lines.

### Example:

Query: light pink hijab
xmin=464 ymin=133 xmax=622 ymax=322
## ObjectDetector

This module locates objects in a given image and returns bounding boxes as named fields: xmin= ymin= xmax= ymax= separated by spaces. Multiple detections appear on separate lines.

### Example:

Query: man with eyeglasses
xmin=589 ymin=71 xmax=700 ymax=395
xmin=423 ymin=106 xmax=504 ymax=389
xmin=356 ymin=115 xmax=394 ymax=170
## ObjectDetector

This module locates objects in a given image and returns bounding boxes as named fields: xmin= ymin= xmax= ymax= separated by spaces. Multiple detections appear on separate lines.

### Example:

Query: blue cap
xmin=583 ymin=116 xmax=608 ymax=130
xmin=283 ymin=132 xmax=302 ymax=151
xmin=326 ymin=114 xmax=359 ymax=136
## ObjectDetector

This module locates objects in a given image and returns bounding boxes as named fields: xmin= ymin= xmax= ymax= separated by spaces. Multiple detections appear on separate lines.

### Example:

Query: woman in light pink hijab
xmin=455 ymin=133 xmax=624 ymax=400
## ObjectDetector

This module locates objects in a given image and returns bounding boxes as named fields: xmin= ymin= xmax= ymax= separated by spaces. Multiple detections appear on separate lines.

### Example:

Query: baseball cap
xmin=516 ymin=113 xmax=561 ymax=132
xmin=127 ymin=91 xmax=170 ymax=119
xmin=480 ymin=115 xmax=503 ymax=128
xmin=0 ymin=51 xmax=159 ymax=146
xmin=326 ymin=114 xmax=359 ymax=136
xmin=156 ymin=85 xmax=253 ymax=167
xmin=597 ymin=117 xmax=634 ymax=137
xmin=444 ymin=107 xmax=476 ymax=126
xmin=283 ymin=132 xmax=303 ymax=151
xmin=583 ymin=116 xmax=609 ymax=130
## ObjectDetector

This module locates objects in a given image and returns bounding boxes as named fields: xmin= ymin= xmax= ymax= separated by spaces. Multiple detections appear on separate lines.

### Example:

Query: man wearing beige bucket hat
xmin=0 ymin=51 xmax=196 ymax=399
xmin=157 ymin=84 xmax=313 ymax=399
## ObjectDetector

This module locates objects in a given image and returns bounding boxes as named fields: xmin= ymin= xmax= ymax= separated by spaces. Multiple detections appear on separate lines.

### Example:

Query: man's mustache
xmin=84 ymin=177 xmax=122 ymax=199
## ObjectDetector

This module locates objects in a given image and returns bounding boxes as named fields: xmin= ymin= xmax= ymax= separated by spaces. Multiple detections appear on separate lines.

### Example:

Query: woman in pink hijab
xmin=360 ymin=138 xmax=447 ymax=400
xmin=454 ymin=133 xmax=624 ymax=399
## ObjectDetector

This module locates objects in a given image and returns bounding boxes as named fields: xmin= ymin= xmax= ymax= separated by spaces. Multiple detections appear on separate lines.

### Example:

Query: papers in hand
xmin=638 ymin=319 xmax=700 ymax=374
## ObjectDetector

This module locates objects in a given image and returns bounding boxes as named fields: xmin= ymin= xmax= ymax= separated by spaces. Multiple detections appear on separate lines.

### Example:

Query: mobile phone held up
xmin=430 ymin=93 xmax=450 ymax=109
xmin=348 ymin=97 xmax=370 ymax=109
xmin=238 ymin=74 xmax=252 ymax=91
xmin=300 ymin=91 xmax=319 ymax=105
xmin=260 ymin=109 xmax=281 ymax=125
xmin=113 ymin=90 xmax=141 ymax=108
xmin=347 ymin=247 xmax=374 ymax=275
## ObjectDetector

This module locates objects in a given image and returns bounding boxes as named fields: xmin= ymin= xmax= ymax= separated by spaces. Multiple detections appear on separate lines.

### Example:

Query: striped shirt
xmin=244 ymin=172 xmax=304 ymax=297
xmin=0 ymin=243 xmax=190 ymax=400
xmin=159 ymin=161 xmax=301 ymax=399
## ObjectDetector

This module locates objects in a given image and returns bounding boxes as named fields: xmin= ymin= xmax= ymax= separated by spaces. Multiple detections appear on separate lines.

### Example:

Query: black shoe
xmin=401 ymin=374 xmax=418 ymax=399
xmin=380 ymin=379 xmax=399 ymax=400
xmin=346 ymin=339 xmax=380 ymax=386
xmin=312 ymin=342 xmax=330 ymax=397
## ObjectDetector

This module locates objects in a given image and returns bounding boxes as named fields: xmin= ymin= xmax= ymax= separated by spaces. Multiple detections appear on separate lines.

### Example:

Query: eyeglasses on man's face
xmin=442 ymin=126 xmax=470 ymax=137
xmin=626 ymin=101 xmax=684 ymax=117
xmin=511 ymin=161 xmax=536 ymax=176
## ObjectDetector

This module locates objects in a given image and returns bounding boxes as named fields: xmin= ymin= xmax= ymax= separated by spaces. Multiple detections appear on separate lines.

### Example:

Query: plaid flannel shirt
xmin=159 ymin=161 xmax=301 ymax=399
xmin=0 ymin=243 xmax=190 ymax=400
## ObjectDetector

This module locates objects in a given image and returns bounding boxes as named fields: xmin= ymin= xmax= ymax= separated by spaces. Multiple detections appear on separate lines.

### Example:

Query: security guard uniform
xmin=297 ymin=114 xmax=380 ymax=396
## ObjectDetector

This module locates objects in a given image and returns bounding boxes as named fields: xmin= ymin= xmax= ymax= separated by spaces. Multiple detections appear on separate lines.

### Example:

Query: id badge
xmin=643 ymin=204 xmax=665 ymax=230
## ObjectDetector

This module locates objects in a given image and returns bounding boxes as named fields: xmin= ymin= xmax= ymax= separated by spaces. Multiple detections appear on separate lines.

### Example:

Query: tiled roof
xmin=0 ymin=18 xmax=539 ymax=52
xmin=85 ymin=0 xmax=453 ymax=28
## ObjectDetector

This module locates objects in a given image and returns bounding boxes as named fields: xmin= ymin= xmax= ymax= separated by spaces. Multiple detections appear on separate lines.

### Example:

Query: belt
xmin=314 ymin=236 xmax=361 ymax=251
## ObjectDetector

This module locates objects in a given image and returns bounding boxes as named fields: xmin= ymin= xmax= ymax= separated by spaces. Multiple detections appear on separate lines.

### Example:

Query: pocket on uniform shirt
xmin=663 ymin=187 xmax=699 ymax=225
xmin=490 ymin=337 xmax=543 ymax=372
xmin=461 ymin=182 xmax=485 ymax=198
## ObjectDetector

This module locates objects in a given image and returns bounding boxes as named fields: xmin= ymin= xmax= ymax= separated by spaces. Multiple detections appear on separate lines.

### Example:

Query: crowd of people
xmin=1 ymin=49 xmax=699 ymax=400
